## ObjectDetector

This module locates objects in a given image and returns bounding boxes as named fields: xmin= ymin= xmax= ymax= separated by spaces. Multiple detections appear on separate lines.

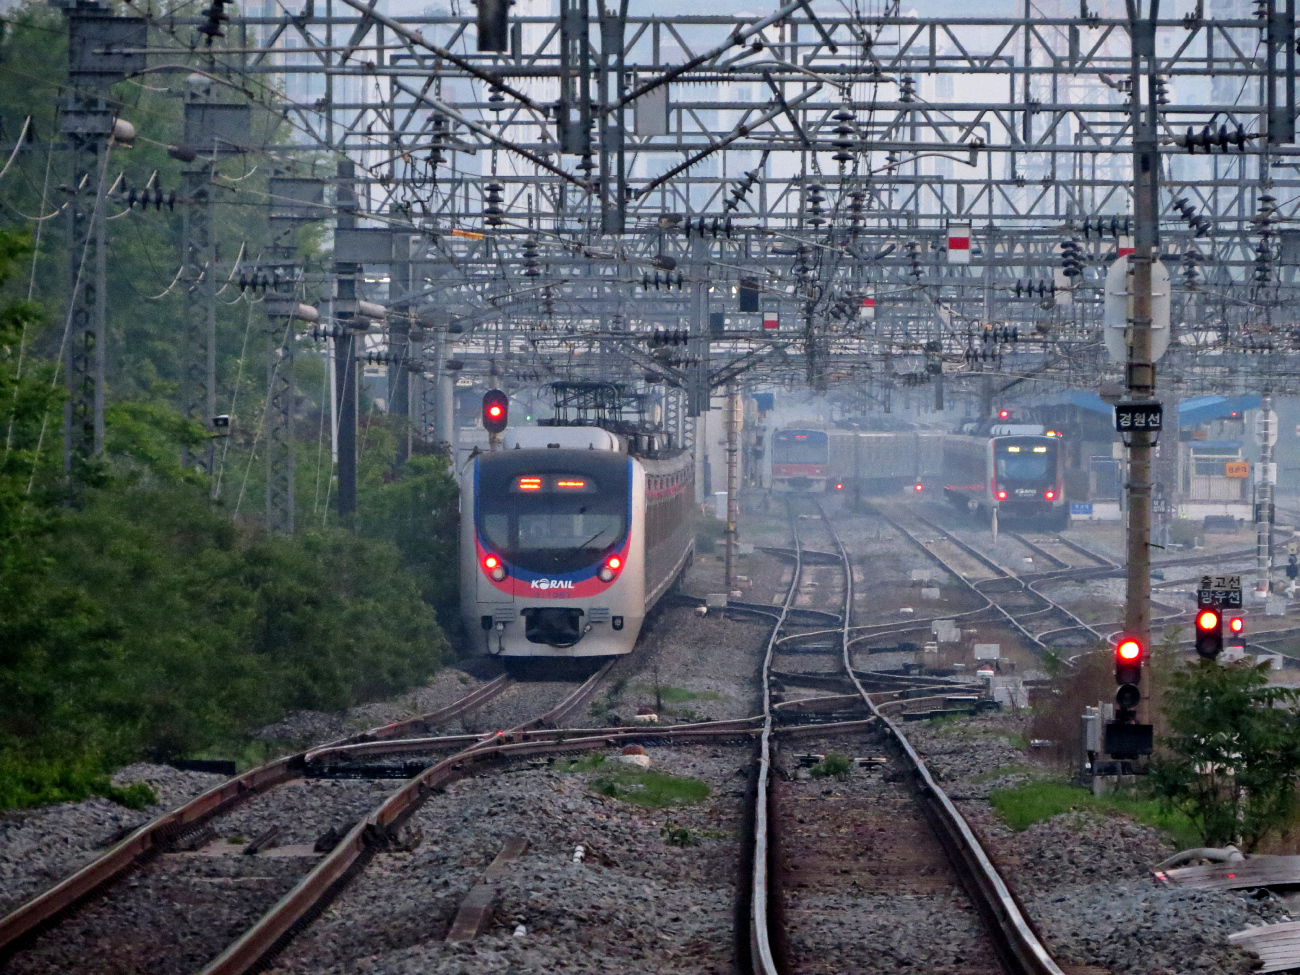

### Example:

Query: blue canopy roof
xmin=1178 ymin=395 xmax=1261 ymax=428
xmin=1035 ymin=391 xmax=1261 ymax=428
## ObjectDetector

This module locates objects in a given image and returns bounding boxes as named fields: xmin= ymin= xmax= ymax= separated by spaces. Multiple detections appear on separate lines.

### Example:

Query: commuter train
xmin=770 ymin=428 xmax=830 ymax=492
xmin=826 ymin=429 xmax=946 ymax=495
xmin=460 ymin=425 xmax=696 ymax=657
xmin=941 ymin=426 xmax=1068 ymax=527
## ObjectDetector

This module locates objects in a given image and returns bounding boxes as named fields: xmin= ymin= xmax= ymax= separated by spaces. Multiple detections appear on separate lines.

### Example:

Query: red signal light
xmin=1044 ymin=490 xmax=1056 ymax=500
xmin=1117 ymin=639 xmax=1143 ymax=662
xmin=482 ymin=389 xmax=509 ymax=434
xmin=998 ymin=409 xmax=1010 ymax=419
xmin=835 ymin=482 xmax=844 ymax=491
xmin=1115 ymin=636 xmax=1144 ymax=689
xmin=914 ymin=483 xmax=923 ymax=492
xmin=1229 ymin=616 xmax=1244 ymax=635
xmin=1197 ymin=609 xmax=1220 ymax=631
xmin=997 ymin=490 xmax=1008 ymax=500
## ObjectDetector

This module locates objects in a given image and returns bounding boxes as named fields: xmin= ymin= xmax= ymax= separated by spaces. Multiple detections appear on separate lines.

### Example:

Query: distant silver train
xmin=460 ymin=426 xmax=696 ymax=656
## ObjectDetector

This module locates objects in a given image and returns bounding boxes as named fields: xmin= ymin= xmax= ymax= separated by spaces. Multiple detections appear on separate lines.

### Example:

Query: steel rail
xmin=198 ymin=660 xmax=614 ymax=975
xmin=0 ymin=674 xmax=512 ymax=957
xmin=875 ymin=507 xmax=1054 ymax=652
xmin=749 ymin=502 xmax=804 ymax=975
xmin=905 ymin=511 xmax=1109 ymax=648
xmin=824 ymin=508 xmax=1067 ymax=975
xmin=1005 ymin=532 xmax=1072 ymax=571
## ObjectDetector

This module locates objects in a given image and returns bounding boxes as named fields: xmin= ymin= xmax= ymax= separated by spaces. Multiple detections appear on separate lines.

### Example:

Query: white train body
xmin=460 ymin=426 xmax=695 ymax=657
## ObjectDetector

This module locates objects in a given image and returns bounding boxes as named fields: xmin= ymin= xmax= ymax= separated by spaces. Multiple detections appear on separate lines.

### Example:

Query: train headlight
xmin=483 ymin=555 xmax=508 ymax=582
xmin=598 ymin=556 xmax=622 ymax=583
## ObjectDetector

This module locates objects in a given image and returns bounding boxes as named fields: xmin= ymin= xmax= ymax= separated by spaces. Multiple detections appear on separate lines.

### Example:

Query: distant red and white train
xmin=769 ymin=428 xmax=830 ymax=492
xmin=460 ymin=426 xmax=695 ymax=657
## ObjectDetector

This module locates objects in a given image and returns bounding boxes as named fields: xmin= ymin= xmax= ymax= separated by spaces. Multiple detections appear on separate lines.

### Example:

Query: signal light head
xmin=1117 ymin=638 xmax=1143 ymax=661
xmin=482 ymin=389 xmax=509 ymax=434
xmin=1197 ymin=609 xmax=1220 ymax=631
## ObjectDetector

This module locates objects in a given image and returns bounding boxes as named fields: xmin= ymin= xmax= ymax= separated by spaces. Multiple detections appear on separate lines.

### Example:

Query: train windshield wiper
xmin=571 ymin=526 xmax=611 ymax=552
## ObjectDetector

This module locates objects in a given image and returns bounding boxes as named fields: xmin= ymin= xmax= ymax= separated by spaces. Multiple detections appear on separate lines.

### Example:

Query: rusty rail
xmin=0 ymin=674 xmax=512 ymax=956
xmin=827 ymin=508 xmax=1067 ymax=975
xmin=199 ymin=658 xmax=619 ymax=975
xmin=748 ymin=501 xmax=804 ymax=975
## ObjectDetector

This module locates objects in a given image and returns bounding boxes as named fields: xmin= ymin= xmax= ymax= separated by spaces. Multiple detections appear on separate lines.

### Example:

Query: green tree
xmin=355 ymin=451 xmax=461 ymax=628
xmin=1152 ymin=659 xmax=1300 ymax=849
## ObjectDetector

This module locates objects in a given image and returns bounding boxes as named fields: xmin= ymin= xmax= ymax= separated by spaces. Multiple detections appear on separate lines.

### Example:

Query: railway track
xmin=0 ymin=673 xmax=517 ymax=963
xmin=748 ymin=499 xmax=1067 ymax=975
xmin=0 ymin=666 xmax=644 ymax=974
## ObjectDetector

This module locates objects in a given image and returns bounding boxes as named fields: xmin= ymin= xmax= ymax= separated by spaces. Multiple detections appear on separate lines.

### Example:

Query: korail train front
xmin=460 ymin=426 xmax=646 ymax=657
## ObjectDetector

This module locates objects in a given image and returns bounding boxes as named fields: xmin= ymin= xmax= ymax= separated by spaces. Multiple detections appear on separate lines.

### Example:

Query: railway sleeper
xmin=305 ymin=761 xmax=432 ymax=780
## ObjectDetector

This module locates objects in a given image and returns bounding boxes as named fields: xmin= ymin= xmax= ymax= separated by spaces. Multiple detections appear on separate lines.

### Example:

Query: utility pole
xmin=334 ymin=160 xmax=359 ymax=517
xmin=1256 ymin=393 xmax=1277 ymax=600
xmin=389 ymin=229 xmax=412 ymax=466
xmin=1123 ymin=0 xmax=1160 ymax=657
xmin=724 ymin=380 xmax=740 ymax=591
xmin=59 ymin=5 xmax=144 ymax=474
xmin=62 ymin=112 xmax=108 ymax=473
xmin=181 ymin=158 xmax=217 ymax=477
xmin=265 ymin=311 xmax=296 ymax=534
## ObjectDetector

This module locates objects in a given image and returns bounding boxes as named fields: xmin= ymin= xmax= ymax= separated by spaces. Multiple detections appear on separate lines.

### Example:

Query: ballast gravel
xmin=0 ymin=765 xmax=224 ymax=917
xmin=906 ymin=711 xmax=1289 ymax=975
xmin=265 ymin=746 xmax=750 ymax=975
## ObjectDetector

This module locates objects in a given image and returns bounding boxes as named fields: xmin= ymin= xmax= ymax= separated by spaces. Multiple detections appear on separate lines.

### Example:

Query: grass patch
xmin=0 ymin=756 xmax=158 ymax=810
xmin=589 ymin=766 xmax=711 ymax=809
xmin=634 ymin=684 xmax=723 ymax=704
xmin=559 ymin=752 xmax=608 ymax=773
xmin=989 ymin=779 xmax=1200 ymax=849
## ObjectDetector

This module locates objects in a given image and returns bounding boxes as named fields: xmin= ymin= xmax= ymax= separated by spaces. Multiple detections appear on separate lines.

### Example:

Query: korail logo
xmin=530 ymin=578 xmax=575 ymax=591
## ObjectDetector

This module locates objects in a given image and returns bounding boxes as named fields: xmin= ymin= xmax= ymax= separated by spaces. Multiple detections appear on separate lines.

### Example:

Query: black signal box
xmin=1104 ymin=721 xmax=1153 ymax=759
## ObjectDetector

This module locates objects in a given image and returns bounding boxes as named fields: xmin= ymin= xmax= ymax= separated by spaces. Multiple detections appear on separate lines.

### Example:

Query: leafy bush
xmin=1152 ymin=659 xmax=1300 ymax=849
xmin=696 ymin=515 xmax=726 ymax=555
xmin=811 ymin=752 xmax=853 ymax=778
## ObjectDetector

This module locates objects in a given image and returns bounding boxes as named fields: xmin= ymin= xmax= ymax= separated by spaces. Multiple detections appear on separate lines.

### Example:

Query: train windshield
xmin=476 ymin=452 xmax=629 ymax=573
xmin=995 ymin=440 xmax=1054 ymax=481
xmin=773 ymin=431 xmax=828 ymax=464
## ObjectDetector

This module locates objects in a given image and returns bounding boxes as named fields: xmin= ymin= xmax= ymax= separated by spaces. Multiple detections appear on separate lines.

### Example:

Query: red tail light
xmin=483 ymin=555 xmax=507 ymax=581
xmin=598 ymin=555 xmax=623 ymax=583
xmin=1044 ymin=490 xmax=1056 ymax=500
xmin=997 ymin=490 xmax=1007 ymax=500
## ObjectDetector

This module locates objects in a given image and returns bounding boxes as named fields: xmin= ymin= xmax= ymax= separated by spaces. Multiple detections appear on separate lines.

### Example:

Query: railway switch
xmin=1195 ymin=608 xmax=1223 ymax=659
